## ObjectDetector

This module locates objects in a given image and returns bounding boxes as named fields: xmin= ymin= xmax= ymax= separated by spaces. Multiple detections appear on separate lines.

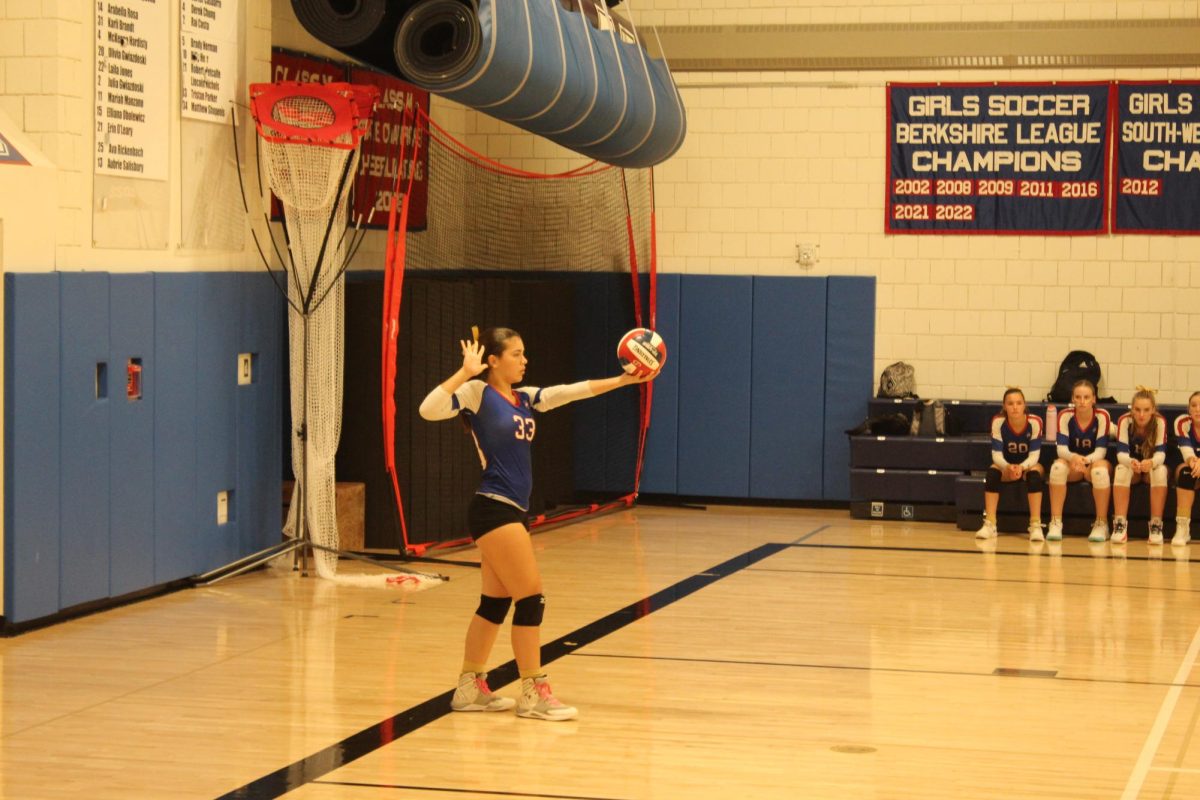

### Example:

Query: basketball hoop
xmin=196 ymin=80 xmax=445 ymax=591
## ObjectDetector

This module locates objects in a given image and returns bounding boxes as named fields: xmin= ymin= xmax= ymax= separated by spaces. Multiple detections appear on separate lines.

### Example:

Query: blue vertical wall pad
xmin=4 ymin=272 xmax=284 ymax=625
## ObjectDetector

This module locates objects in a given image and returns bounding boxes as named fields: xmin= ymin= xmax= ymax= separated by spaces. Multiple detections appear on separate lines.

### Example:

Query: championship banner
xmin=347 ymin=67 xmax=430 ymax=231
xmin=1113 ymin=81 xmax=1200 ymax=234
xmin=887 ymin=83 xmax=1112 ymax=234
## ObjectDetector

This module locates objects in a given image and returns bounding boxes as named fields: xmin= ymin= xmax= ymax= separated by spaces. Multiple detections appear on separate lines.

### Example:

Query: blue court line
xmin=217 ymin=540 xmax=791 ymax=799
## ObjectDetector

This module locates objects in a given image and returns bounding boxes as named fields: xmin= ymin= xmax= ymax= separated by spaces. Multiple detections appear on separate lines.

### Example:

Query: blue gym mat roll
xmin=292 ymin=0 xmax=686 ymax=168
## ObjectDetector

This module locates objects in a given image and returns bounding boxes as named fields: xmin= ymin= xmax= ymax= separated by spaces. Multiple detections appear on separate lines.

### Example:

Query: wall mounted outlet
xmin=217 ymin=491 xmax=229 ymax=525
xmin=238 ymin=353 xmax=254 ymax=385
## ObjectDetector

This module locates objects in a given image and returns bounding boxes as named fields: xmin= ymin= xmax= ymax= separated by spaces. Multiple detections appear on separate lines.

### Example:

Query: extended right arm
xmin=419 ymin=339 xmax=486 ymax=421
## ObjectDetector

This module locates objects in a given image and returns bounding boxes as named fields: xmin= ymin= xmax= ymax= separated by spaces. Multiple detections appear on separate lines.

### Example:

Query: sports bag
xmin=1047 ymin=351 xmax=1101 ymax=404
xmin=877 ymin=361 xmax=917 ymax=399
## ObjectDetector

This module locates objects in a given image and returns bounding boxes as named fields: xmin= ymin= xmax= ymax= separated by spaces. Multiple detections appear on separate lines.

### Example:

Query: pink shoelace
xmin=474 ymin=676 xmax=493 ymax=695
xmin=535 ymin=681 xmax=563 ymax=705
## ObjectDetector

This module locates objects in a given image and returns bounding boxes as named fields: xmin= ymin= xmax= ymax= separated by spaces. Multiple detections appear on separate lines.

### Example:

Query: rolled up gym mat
xmin=293 ymin=0 xmax=686 ymax=168
xmin=291 ymin=0 xmax=392 ymax=49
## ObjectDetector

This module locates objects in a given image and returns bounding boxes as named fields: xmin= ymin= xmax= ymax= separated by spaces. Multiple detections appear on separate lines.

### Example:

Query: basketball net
xmin=249 ymin=81 xmax=441 ymax=590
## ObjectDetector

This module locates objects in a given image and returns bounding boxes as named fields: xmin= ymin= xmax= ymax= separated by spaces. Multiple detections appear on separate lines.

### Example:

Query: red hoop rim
xmin=249 ymin=81 xmax=379 ymax=150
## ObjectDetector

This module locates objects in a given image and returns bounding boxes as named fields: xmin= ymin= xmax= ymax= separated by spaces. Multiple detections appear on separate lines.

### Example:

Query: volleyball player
xmin=976 ymin=388 xmax=1046 ymax=541
xmin=419 ymin=327 xmax=657 ymax=721
xmin=1047 ymin=380 xmax=1113 ymax=543
xmin=1172 ymin=391 xmax=1200 ymax=546
xmin=1112 ymin=387 xmax=1168 ymax=544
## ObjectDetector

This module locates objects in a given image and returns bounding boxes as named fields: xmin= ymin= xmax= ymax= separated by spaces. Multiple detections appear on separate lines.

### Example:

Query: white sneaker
xmin=1173 ymin=519 xmax=1191 ymax=547
xmin=1088 ymin=520 xmax=1109 ymax=543
xmin=975 ymin=520 xmax=997 ymax=540
xmin=1028 ymin=523 xmax=1045 ymax=542
xmin=451 ymin=672 xmax=516 ymax=712
xmin=1046 ymin=519 xmax=1063 ymax=541
xmin=516 ymin=676 xmax=578 ymax=721
xmin=1148 ymin=521 xmax=1165 ymax=546
xmin=1111 ymin=518 xmax=1128 ymax=544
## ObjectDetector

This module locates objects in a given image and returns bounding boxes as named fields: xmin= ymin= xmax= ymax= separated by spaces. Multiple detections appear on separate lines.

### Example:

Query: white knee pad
xmin=1089 ymin=465 xmax=1110 ymax=489
xmin=1151 ymin=464 xmax=1169 ymax=488
xmin=1115 ymin=463 xmax=1133 ymax=488
xmin=1049 ymin=460 xmax=1069 ymax=486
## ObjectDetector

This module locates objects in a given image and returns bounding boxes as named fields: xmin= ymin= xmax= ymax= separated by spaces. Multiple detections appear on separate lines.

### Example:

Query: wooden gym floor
xmin=4 ymin=505 xmax=1200 ymax=799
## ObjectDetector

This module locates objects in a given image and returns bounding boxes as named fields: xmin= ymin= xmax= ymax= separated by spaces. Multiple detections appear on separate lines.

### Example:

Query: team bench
xmin=850 ymin=398 xmax=1197 ymax=536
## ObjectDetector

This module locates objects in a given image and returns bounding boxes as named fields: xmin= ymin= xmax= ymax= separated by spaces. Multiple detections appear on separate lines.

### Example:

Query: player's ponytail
xmin=1132 ymin=386 xmax=1159 ymax=460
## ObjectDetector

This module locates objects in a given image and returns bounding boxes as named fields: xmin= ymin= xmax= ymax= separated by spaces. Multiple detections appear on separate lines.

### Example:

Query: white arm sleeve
xmin=1057 ymin=444 xmax=1073 ymax=461
xmin=1087 ymin=446 xmax=1107 ymax=464
xmin=419 ymin=381 xmax=485 ymax=421
xmin=524 ymin=381 xmax=594 ymax=412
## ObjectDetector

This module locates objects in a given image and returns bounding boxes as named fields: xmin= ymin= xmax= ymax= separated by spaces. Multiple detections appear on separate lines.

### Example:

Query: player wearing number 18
xmin=1046 ymin=380 xmax=1113 ymax=543
xmin=419 ymin=327 xmax=659 ymax=721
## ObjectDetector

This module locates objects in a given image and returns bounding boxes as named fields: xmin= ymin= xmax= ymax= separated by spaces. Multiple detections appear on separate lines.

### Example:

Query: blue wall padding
xmin=823 ymin=277 xmax=876 ymax=500
xmin=237 ymin=273 xmax=284 ymax=556
xmin=750 ymin=277 xmax=827 ymax=500
xmin=639 ymin=274 xmax=679 ymax=495
xmin=4 ymin=271 xmax=285 ymax=624
xmin=59 ymin=274 xmax=112 ymax=609
xmin=195 ymin=276 xmax=242 ymax=568
xmin=4 ymin=274 xmax=62 ymax=623
xmin=109 ymin=274 xmax=156 ymax=597
xmin=677 ymin=276 xmax=753 ymax=497
xmin=153 ymin=275 xmax=201 ymax=583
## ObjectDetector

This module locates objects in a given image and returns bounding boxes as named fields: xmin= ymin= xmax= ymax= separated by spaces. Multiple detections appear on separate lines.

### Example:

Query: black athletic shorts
xmin=467 ymin=494 xmax=529 ymax=539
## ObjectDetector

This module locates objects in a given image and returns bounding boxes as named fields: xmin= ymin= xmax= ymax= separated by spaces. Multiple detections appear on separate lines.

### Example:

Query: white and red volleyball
xmin=617 ymin=328 xmax=666 ymax=377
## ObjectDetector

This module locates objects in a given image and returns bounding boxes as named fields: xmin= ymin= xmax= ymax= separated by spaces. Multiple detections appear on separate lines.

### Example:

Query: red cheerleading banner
xmin=348 ymin=66 xmax=430 ymax=231
xmin=1113 ymin=81 xmax=1200 ymax=235
xmin=887 ymin=82 xmax=1113 ymax=235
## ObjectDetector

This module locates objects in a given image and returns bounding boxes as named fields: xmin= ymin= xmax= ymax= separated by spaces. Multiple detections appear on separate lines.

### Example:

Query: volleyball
xmin=617 ymin=328 xmax=666 ymax=377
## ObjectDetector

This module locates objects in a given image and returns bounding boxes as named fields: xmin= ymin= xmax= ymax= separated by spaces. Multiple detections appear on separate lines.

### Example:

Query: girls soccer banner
xmin=1113 ymin=81 xmax=1200 ymax=234
xmin=887 ymin=83 xmax=1112 ymax=234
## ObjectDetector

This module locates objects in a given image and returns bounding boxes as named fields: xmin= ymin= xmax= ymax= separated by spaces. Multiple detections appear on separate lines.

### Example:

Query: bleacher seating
xmin=850 ymin=398 xmax=1197 ymax=536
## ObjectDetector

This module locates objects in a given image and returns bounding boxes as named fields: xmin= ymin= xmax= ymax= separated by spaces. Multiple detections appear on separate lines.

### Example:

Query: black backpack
xmin=1047 ymin=350 xmax=1101 ymax=403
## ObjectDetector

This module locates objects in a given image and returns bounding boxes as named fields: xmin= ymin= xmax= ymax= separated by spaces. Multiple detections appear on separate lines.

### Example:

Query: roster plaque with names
xmin=180 ymin=0 xmax=240 ymax=123
xmin=94 ymin=0 xmax=169 ymax=180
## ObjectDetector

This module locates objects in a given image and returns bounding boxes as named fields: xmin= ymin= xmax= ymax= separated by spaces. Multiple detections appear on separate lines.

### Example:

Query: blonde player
xmin=1111 ymin=387 xmax=1168 ymax=544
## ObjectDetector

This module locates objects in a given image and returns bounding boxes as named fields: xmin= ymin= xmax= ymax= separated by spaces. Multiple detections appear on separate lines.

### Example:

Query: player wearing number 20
xmin=420 ymin=327 xmax=658 ymax=721
xmin=975 ymin=388 xmax=1046 ymax=542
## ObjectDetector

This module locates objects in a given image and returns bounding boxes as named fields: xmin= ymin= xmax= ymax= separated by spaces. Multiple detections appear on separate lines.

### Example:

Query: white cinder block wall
xmin=441 ymin=0 xmax=1200 ymax=406
xmin=0 ymin=2 xmax=274 ymax=272
xmin=4 ymin=0 xmax=1200 ymax=400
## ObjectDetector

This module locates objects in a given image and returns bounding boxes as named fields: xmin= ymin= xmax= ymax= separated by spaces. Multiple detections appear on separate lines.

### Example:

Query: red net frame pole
xmin=381 ymin=109 xmax=658 ymax=553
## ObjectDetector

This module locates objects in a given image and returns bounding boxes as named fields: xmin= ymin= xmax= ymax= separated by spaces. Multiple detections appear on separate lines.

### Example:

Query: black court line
xmin=790 ymin=524 xmax=829 ymax=544
xmin=745 ymin=566 xmax=1200 ymax=593
xmin=789 ymin=541 xmax=1200 ymax=563
xmin=312 ymin=780 xmax=627 ymax=800
xmin=217 ymin=540 xmax=792 ymax=800
xmin=572 ymin=651 xmax=1200 ymax=690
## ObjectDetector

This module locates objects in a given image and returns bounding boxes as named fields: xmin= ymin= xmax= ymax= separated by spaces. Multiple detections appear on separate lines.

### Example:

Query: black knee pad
xmin=475 ymin=594 xmax=512 ymax=625
xmin=512 ymin=594 xmax=545 ymax=627
xmin=1179 ymin=471 xmax=1198 ymax=492
xmin=1025 ymin=471 xmax=1045 ymax=493
xmin=985 ymin=467 xmax=1003 ymax=491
